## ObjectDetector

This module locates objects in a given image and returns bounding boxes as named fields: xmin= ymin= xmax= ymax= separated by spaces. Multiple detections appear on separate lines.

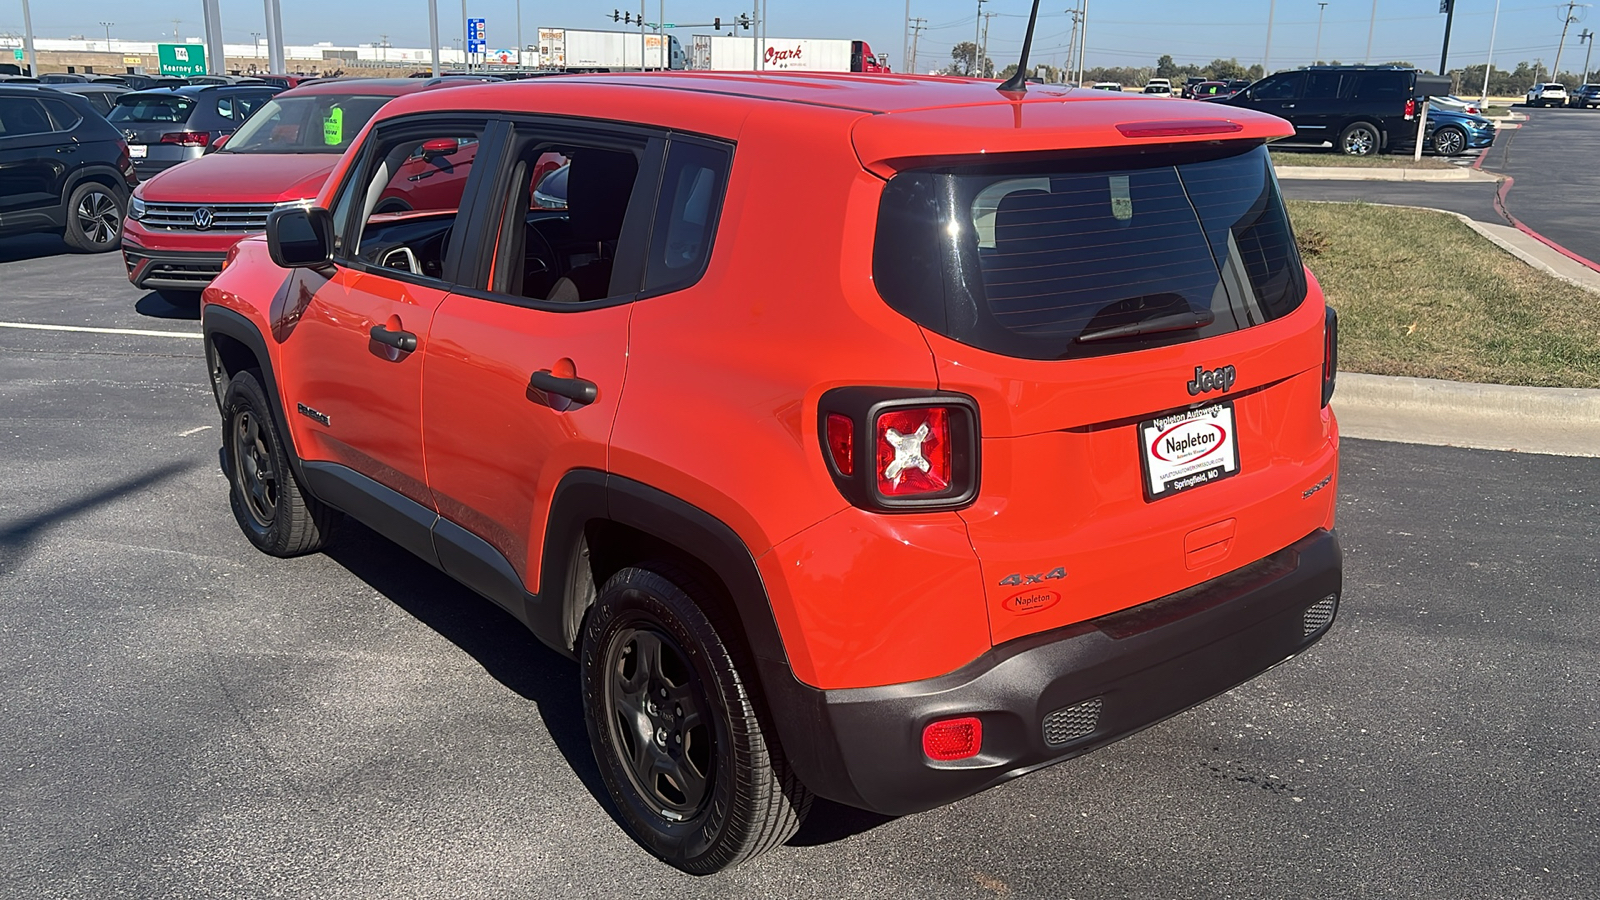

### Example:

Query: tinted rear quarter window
xmin=0 ymin=97 xmax=53 ymax=136
xmin=643 ymin=140 xmax=730 ymax=295
xmin=872 ymin=145 xmax=1307 ymax=361
xmin=1353 ymin=71 xmax=1408 ymax=100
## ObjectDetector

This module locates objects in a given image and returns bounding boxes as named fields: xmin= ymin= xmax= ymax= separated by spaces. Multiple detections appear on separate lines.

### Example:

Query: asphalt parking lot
xmin=1477 ymin=107 xmax=1600 ymax=263
xmin=3 ymin=243 xmax=1598 ymax=898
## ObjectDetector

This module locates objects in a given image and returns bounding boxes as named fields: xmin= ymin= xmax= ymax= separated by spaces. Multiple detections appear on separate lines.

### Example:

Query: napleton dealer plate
xmin=1138 ymin=401 xmax=1240 ymax=501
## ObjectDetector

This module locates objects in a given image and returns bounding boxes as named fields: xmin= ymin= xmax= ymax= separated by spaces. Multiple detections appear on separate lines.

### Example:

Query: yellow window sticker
xmin=322 ymin=106 xmax=344 ymax=146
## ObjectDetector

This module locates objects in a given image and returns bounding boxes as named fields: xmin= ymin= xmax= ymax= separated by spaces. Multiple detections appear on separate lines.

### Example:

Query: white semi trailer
xmin=536 ymin=28 xmax=686 ymax=71
xmin=688 ymin=35 xmax=891 ymax=73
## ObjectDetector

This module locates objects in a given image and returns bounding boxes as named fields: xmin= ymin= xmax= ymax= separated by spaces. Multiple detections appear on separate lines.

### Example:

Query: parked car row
xmin=1524 ymin=82 xmax=1600 ymax=108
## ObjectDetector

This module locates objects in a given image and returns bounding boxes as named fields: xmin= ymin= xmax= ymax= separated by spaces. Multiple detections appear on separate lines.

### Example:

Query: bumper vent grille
xmin=1303 ymin=595 xmax=1338 ymax=636
xmin=1043 ymin=697 xmax=1103 ymax=746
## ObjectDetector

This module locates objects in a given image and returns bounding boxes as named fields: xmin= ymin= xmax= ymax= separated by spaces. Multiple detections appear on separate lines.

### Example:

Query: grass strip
xmin=1271 ymin=151 xmax=1456 ymax=169
xmin=1287 ymin=200 xmax=1600 ymax=389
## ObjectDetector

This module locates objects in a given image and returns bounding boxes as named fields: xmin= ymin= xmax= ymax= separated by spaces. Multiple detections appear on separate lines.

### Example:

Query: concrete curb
xmin=1332 ymin=373 xmax=1600 ymax=457
xmin=1274 ymin=165 xmax=1496 ymax=182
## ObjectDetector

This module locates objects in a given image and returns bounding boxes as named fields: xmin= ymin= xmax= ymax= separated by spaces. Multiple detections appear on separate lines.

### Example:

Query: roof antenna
xmin=997 ymin=0 xmax=1043 ymax=93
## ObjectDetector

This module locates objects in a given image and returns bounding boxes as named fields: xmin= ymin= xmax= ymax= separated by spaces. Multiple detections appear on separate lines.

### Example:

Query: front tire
xmin=62 ymin=182 xmax=124 ymax=253
xmin=1339 ymin=121 xmax=1379 ymax=157
xmin=1432 ymin=125 xmax=1467 ymax=157
xmin=581 ymin=565 xmax=811 ymax=874
xmin=221 ymin=370 xmax=336 ymax=557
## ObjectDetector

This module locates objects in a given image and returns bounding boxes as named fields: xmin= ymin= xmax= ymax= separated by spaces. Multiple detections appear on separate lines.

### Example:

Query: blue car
xmin=1419 ymin=107 xmax=1495 ymax=156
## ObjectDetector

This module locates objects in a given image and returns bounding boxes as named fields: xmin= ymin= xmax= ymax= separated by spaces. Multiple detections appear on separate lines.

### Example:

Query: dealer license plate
xmin=129 ymin=144 xmax=147 ymax=158
xmin=1138 ymin=402 xmax=1240 ymax=501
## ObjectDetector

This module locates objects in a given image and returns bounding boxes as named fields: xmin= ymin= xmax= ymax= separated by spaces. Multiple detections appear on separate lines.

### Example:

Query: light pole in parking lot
xmin=973 ymin=0 xmax=986 ymax=76
xmin=1363 ymin=0 xmax=1376 ymax=63
xmin=262 ymin=0 xmax=286 ymax=74
xmin=429 ymin=0 xmax=441 ymax=75
xmin=1263 ymin=0 xmax=1276 ymax=74
xmin=1075 ymin=0 xmax=1088 ymax=85
xmin=1314 ymin=3 xmax=1326 ymax=64
xmin=19 ymin=0 xmax=36 ymax=77
xmin=1582 ymin=29 xmax=1595 ymax=82
xmin=1480 ymin=0 xmax=1500 ymax=104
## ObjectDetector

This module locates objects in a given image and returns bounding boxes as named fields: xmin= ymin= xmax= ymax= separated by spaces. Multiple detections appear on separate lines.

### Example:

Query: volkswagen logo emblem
xmin=192 ymin=207 xmax=215 ymax=230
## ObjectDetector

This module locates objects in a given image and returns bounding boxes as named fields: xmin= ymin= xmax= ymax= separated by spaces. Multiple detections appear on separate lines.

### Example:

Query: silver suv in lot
xmin=106 ymin=84 xmax=280 ymax=178
xmin=1525 ymin=83 xmax=1568 ymax=107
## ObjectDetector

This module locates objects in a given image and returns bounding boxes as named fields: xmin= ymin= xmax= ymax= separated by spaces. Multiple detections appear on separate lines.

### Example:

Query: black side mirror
xmin=266 ymin=206 xmax=335 ymax=269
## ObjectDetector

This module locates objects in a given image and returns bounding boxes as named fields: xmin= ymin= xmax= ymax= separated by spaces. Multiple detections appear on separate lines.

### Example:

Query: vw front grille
xmin=140 ymin=202 xmax=276 ymax=233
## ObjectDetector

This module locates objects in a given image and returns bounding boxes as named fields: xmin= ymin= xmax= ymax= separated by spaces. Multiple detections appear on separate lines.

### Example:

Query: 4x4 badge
xmin=1187 ymin=364 xmax=1237 ymax=396
xmin=998 ymin=566 xmax=1066 ymax=587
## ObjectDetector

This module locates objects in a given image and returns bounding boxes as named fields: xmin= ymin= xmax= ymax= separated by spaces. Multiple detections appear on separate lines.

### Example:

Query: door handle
xmin=369 ymin=324 xmax=417 ymax=352
xmin=1282 ymin=103 xmax=1296 ymax=109
xmin=57 ymin=144 xmax=80 ymax=154
xmin=528 ymin=370 xmax=598 ymax=405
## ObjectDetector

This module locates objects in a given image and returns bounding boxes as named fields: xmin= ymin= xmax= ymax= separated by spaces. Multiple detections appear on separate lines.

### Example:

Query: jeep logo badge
xmin=1186 ymin=364 xmax=1237 ymax=396
xmin=193 ymin=207 xmax=215 ymax=230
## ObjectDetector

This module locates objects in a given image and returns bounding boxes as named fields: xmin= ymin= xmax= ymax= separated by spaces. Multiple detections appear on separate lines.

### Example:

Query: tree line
xmin=945 ymin=44 xmax=1599 ymax=92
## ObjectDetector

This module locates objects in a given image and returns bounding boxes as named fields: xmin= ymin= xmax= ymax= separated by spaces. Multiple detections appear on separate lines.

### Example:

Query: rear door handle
xmin=528 ymin=370 xmax=598 ymax=405
xmin=57 ymin=144 xmax=79 ymax=154
xmin=369 ymin=324 xmax=418 ymax=352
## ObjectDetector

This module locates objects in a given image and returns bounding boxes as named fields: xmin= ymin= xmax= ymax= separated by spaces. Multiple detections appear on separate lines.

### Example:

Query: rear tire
xmin=221 ymin=370 xmax=336 ymax=557
xmin=581 ymin=564 xmax=811 ymax=874
xmin=1339 ymin=122 xmax=1379 ymax=157
xmin=62 ymin=182 xmax=124 ymax=253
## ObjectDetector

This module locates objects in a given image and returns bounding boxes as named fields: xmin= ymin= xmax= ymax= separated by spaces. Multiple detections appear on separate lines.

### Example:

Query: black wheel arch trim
xmin=63 ymin=164 xmax=133 ymax=203
xmin=202 ymin=304 xmax=308 ymax=486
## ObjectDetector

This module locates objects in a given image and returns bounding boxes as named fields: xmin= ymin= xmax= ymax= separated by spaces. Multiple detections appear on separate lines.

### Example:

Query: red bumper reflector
xmin=1115 ymin=120 xmax=1245 ymax=138
xmin=922 ymin=717 xmax=983 ymax=761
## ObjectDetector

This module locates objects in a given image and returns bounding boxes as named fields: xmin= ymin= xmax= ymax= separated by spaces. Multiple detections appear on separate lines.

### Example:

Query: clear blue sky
xmin=7 ymin=1 xmax=1596 ymax=76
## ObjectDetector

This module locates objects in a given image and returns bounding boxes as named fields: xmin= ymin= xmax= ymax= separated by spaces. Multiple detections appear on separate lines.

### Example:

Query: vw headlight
xmin=129 ymin=195 xmax=146 ymax=221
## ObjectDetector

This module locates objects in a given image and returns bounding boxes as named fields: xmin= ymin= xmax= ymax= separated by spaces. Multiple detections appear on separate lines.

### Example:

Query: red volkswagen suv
xmin=122 ymin=77 xmax=476 ymax=293
xmin=202 ymin=72 xmax=1342 ymax=872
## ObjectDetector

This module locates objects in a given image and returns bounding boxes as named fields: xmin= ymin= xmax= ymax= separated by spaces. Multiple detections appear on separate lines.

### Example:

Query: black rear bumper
xmin=765 ymin=529 xmax=1342 ymax=816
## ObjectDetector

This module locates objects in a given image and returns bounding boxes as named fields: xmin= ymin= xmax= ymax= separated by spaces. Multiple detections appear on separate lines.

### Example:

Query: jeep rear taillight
xmin=876 ymin=407 xmax=951 ymax=496
xmin=1404 ymin=99 xmax=1416 ymax=120
xmin=1322 ymin=306 xmax=1339 ymax=408
xmin=818 ymin=389 xmax=980 ymax=512
xmin=825 ymin=413 xmax=854 ymax=476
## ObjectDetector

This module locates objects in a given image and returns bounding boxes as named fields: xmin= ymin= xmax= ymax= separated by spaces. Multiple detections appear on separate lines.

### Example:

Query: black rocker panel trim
xmin=433 ymin=516 xmax=529 ymax=621
xmin=300 ymin=461 xmax=441 ymax=569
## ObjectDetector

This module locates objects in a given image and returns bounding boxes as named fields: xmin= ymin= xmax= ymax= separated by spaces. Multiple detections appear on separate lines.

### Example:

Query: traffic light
xmin=713 ymin=16 xmax=720 ymax=30
xmin=612 ymin=9 xmax=620 ymax=21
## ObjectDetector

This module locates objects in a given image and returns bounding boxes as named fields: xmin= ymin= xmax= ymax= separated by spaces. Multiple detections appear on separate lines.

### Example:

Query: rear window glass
xmin=872 ymin=144 xmax=1307 ymax=361
xmin=109 ymin=95 xmax=195 ymax=123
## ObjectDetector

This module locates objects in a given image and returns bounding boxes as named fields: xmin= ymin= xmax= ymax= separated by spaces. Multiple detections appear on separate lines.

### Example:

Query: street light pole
xmin=100 ymin=21 xmax=113 ymax=47
xmin=21 ymin=0 xmax=36 ymax=77
xmin=1480 ymin=0 xmax=1501 ymax=104
xmin=1076 ymin=0 xmax=1088 ymax=85
xmin=429 ymin=0 xmax=441 ymax=76
xmin=1364 ymin=0 xmax=1377 ymax=63
xmin=1263 ymin=0 xmax=1277 ymax=74
xmin=517 ymin=0 xmax=523 ymax=67
xmin=1314 ymin=3 xmax=1327 ymax=64
xmin=1581 ymin=28 xmax=1595 ymax=83
xmin=1439 ymin=0 xmax=1457 ymax=77
xmin=462 ymin=0 xmax=469 ymax=72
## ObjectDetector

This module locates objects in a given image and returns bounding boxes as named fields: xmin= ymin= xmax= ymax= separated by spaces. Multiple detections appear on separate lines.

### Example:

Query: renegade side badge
xmin=297 ymin=403 xmax=331 ymax=426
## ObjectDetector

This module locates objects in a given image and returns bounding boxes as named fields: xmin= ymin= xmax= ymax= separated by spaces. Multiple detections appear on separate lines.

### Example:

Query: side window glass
xmin=0 ymin=98 xmax=54 ymax=136
xmin=1253 ymin=73 xmax=1303 ymax=101
xmin=492 ymin=137 xmax=644 ymax=303
xmin=41 ymin=98 xmax=83 ymax=131
xmin=1355 ymin=73 xmax=1407 ymax=100
xmin=1304 ymin=72 xmax=1343 ymax=100
xmin=643 ymin=141 xmax=731 ymax=294
xmin=347 ymin=125 xmax=486 ymax=282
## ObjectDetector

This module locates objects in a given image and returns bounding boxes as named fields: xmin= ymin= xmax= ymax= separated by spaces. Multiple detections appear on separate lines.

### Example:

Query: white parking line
xmin=0 ymin=321 xmax=204 ymax=340
xmin=178 ymin=425 xmax=214 ymax=437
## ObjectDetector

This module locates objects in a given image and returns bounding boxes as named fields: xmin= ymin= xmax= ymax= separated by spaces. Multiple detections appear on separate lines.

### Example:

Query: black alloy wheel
xmin=581 ymin=565 xmax=811 ymax=874
xmin=220 ymin=370 xmax=336 ymax=557
xmin=1432 ymin=126 xmax=1467 ymax=157
xmin=62 ymin=182 xmax=124 ymax=252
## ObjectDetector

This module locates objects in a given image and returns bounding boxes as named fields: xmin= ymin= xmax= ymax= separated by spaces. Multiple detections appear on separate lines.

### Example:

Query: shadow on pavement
xmin=0 ymin=234 xmax=78 ymax=264
xmin=322 ymin=519 xmax=899 ymax=848
xmin=136 ymin=291 xmax=202 ymax=321
xmin=0 ymin=459 xmax=199 ymax=574
xmin=321 ymin=520 xmax=625 ymax=832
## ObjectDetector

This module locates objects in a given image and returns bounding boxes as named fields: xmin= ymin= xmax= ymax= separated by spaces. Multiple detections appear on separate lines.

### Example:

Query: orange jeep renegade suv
xmin=201 ymin=71 xmax=1342 ymax=873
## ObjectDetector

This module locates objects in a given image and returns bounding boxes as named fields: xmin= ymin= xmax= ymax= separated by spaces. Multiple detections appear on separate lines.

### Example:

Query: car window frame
xmin=638 ymin=134 xmax=735 ymax=301
xmin=325 ymin=112 xmax=504 ymax=292
xmin=0 ymin=95 xmax=57 ymax=138
xmin=448 ymin=115 xmax=672 ymax=314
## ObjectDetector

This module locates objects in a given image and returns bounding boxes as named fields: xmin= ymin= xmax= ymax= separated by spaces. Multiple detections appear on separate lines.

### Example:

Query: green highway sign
xmin=157 ymin=43 xmax=207 ymax=76
xmin=13 ymin=49 xmax=23 ymax=61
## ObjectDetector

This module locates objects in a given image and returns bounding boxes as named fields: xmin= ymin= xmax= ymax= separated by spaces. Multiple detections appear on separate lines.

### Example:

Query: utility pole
xmin=172 ymin=18 xmax=181 ymax=40
xmin=1065 ymin=5 xmax=1080 ymax=78
xmin=1480 ymin=0 xmax=1500 ymax=104
xmin=1551 ymin=2 xmax=1587 ymax=82
xmin=378 ymin=34 xmax=389 ymax=63
xmin=1440 ymin=0 xmax=1457 ymax=76
xmin=973 ymin=0 xmax=986 ymax=76
xmin=903 ymin=0 xmax=910 ymax=77
xmin=1264 ymin=0 xmax=1277 ymax=74
xmin=1364 ymin=0 xmax=1376 ymax=63
xmin=461 ymin=0 xmax=469 ymax=72
xmin=1581 ymin=28 xmax=1595 ymax=82
xmin=1076 ymin=0 xmax=1088 ymax=85
xmin=980 ymin=10 xmax=997 ymax=78
xmin=909 ymin=17 xmax=926 ymax=74
xmin=1314 ymin=3 xmax=1327 ymax=64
